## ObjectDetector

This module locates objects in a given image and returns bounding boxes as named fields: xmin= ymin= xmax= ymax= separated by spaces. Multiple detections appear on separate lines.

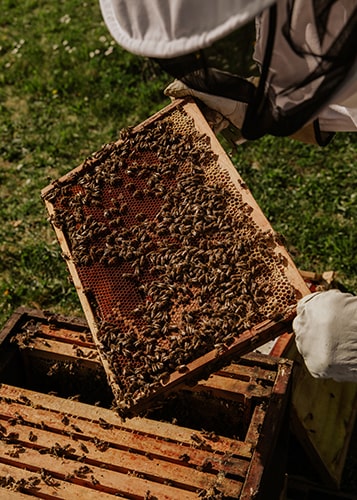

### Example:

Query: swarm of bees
xmin=43 ymin=105 xmax=297 ymax=416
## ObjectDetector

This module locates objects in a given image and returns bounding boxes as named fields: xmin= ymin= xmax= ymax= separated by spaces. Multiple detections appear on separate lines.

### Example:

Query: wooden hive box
xmin=269 ymin=272 xmax=357 ymax=490
xmin=0 ymin=307 xmax=293 ymax=499
xmin=41 ymin=97 xmax=308 ymax=416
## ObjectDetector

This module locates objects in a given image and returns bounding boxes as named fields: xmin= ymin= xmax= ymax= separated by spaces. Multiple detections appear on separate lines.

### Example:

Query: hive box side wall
xmin=271 ymin=333 xmax=357 ymax=488
xmin=240 ymin=359 xmax=293 ymax=499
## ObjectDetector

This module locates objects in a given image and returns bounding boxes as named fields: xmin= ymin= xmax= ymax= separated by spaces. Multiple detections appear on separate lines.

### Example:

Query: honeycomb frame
xmin=42 ymin=98 xmax=309 ymax=416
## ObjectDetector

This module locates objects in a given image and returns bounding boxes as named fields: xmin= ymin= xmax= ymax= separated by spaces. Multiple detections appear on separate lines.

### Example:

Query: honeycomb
xmin=43 ymin=100 xmax=300 ymax=416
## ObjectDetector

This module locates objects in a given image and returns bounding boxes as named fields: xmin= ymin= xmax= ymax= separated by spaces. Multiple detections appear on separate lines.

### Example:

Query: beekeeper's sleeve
xmin=292 ymin=289 xmax=357 ymax=382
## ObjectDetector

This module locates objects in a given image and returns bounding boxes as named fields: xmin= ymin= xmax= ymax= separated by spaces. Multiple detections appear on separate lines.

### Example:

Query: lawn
xmin=1 ymin=0 xmax=356 ymax=330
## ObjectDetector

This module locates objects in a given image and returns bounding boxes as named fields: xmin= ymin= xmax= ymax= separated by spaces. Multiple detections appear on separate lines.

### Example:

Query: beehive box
xmin=270 ymin=273 xmax=357 ymax=489
xmin=0 ymin=307 xmax=113 ymax=406
xmin=273 ymin=337 xmax=357 ymax=490
xmin=0 ymin=307 xmax=293 ymax=499
xmin=41 ymin=97 xmax=308 ymax=416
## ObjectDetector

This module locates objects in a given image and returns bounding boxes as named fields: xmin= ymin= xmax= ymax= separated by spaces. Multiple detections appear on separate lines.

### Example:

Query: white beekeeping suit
xmin=253 ymin=1 xmax=357 ymax=138
xmin=99 ymin=0 xmax=275 ymax=58
xmin=293 ymin=290 xmax=357 ymax=382
xmin=99 ymin=0 xmax=357 ymax=382
xmin=100 ymin=0 xmax=357 ymax=141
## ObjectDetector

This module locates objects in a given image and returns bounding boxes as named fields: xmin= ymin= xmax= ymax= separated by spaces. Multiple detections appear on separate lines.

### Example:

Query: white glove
xmin=293 ymin=289 xmax=357 ymax=382
xmin=164 ymin=79 xmax=248 ymax=134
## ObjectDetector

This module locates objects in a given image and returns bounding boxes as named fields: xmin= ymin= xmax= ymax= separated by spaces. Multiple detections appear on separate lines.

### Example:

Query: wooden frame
xmin=41 ymin=97 xmax=309 ymax=415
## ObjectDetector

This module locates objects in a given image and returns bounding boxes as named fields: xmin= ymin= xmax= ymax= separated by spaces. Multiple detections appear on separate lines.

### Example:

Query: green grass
xmin=1 ymin=0 xmax=356 ymax=328
xmin=0 ymin=0 xmax=171 ymax=325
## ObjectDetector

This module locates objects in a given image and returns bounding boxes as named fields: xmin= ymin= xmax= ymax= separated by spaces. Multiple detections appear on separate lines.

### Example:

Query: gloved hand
xmin=293 ymin=289 xmax=357 ymax=382
xmin=164 ymin=79 xmax=248 ymax=138
xmin=165 ymin=79 xmax=325 ymax=146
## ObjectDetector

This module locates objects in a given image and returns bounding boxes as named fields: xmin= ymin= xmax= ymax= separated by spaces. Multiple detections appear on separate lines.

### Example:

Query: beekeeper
xmin=99 ymin=0 xmax=357 ymax=382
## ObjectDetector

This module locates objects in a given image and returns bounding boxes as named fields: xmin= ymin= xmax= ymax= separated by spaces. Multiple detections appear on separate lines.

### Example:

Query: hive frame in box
xmin=0 ymin=374 xmax=292 ymax=499
xmin=0 ymin=307 xmax=293 ymax=499
xmin=41 ymin=97 xmax=309 ymax=416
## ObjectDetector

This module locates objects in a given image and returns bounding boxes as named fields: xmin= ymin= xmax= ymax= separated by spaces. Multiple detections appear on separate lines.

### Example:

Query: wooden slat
xmin=0 ymin=461 xmax=121 ymax=499
xmin=40 ymin=324 xmax=94 ymax=347
xmin=0 ymin=384 xmax=253 ymax=458
xmin=0 ymin=308 xmax=27 ymax=346
xmin=216 ymin=362 xmax=277 ymax=382
xmin=190 ymin=353 xmax=278 ymax=401
xmin=0 ymin=442 xmax=211 ymax=500
xmin=0 ymin=384 xmax=252 ymax=498
xmin=22 ymin=337 xmax=100 ymax=366
xmin=0 ymin=406 xmax=249 ymax=480
xmin=244 ymin=404 xmax=267 ymax=447
xmin=193 ymin=373 xmax=272 ymax=400
xmin=269 ymin=332 xmax=293 ymax=357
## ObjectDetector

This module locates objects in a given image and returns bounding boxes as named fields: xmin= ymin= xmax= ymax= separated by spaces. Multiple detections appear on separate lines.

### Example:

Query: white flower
xmin=60 ymin=14 xmax=71 ymax=24
xmin=89 ymin=48 xmax=100 ymax=59
xmin=104 ymin=46 xmax=114 ymax=56
xmin=11 ymin=39 xmax=25 ymax=54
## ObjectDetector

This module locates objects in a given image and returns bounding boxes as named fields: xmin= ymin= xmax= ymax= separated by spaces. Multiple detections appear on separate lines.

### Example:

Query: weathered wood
xmin=22 ymin=337 xmax=100 ymax=366
xmin=0 ymin=383 xmax=253 ymax=458
xmin=290 ymin=348 xmax=357 ymax=488
xmin=193 ymin=372 xmax=272 ymax=400
xmin=0 ymin=442 xmax=238 ymax=499
xmin=0 ymin=403 xmax=250 ymax=479
xmin=0 ymin=461 xmax=121 ymax=499
xmin=0 ymin=308 xmax=294 ymax=498
xmin=240 ymin=360 xmax=293 ymax=499
xmin=0 ymin=384 xmax=248 ymax=498
xmin=40 ymin=324 xmax=93 ymax=345
xmin=270 ymin=316 xmax=357 ymax=488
